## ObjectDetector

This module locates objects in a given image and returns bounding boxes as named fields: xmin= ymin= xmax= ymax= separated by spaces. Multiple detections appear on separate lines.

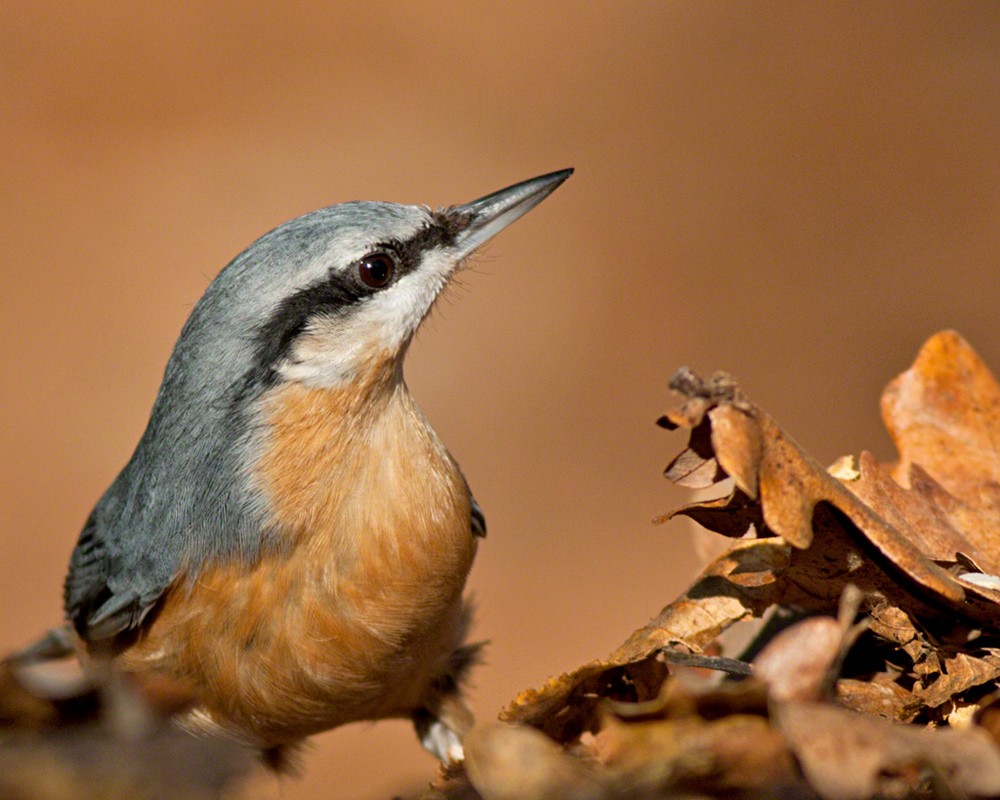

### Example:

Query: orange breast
xmin=120 ymin=362 xmax=479 ymax=746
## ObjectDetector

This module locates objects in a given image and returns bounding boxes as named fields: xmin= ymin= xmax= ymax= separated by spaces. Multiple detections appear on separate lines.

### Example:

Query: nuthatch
xmin=60 ymin=169 xmax=572 ymax=763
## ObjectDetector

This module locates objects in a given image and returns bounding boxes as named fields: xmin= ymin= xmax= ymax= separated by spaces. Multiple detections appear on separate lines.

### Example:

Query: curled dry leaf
xmin=915 ymin=650 xmax=1000 ymax=710
xmin=678 ymin=332 xmax=1000 ymax=623
xmin=501 ymin=655 xmax=668 ymax=743
xmin=663 ymin=375 xmax=966 ymax=613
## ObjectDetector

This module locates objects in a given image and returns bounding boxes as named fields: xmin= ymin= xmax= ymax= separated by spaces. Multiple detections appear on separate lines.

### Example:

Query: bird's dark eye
xmin=357 ymin=252 xmax=396 ymax=289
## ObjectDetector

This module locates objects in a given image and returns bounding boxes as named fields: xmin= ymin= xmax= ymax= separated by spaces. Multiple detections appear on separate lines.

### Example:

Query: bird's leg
xmin=413 ymin=693 xmax=474 ymax=764
xmin=411 ymin=641 xmax=482 ymax=764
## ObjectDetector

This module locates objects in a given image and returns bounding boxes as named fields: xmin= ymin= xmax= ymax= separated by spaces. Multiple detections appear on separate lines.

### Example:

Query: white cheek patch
xmin=277 ymin=249 xmax=458 ymax=388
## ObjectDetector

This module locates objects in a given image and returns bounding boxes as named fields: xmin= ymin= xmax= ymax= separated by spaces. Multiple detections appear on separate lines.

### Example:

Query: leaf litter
xmin=428 ymin=330 xmax=1000 ymax=800
xmin=0 ymin=656 xmax=253 ymax=799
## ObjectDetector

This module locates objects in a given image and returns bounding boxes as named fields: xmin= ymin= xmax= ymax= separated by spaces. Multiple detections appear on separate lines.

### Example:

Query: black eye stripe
xmin=369 ymin=219 xmax=460 ymax=276
xmin=392 ymin=219 xmax=460 ymax=268
xmin=246 ymin=272 xmax=366 ymax=388
xmin=241 ymin=219 xmax=461 ymax=393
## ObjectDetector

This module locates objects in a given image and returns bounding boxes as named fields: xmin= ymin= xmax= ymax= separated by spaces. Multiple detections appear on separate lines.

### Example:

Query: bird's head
xmin=183 ymin=169 xmax=573 ymax=400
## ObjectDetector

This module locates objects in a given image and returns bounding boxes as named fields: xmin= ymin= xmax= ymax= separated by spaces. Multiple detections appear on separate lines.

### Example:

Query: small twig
xmin=659 ymin=648 xmax=754 ymax=677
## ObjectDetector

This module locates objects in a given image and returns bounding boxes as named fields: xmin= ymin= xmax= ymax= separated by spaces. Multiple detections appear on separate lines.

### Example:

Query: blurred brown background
xmin=2 ymin=2 xmax=999 ymax=797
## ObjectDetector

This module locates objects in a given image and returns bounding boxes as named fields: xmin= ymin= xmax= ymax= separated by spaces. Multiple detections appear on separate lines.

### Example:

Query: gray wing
xmin=63 ymin=399 xmax=271 ymax=644
xmin=63 ymin=321 xmax=272 ymax=643
xmin=63 ymin=499 xmax=168 ymax=642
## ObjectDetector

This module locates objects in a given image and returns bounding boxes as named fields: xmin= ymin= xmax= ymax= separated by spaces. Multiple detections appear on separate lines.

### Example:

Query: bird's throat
xmin=253 ymin=356 xmax=475 ymax=587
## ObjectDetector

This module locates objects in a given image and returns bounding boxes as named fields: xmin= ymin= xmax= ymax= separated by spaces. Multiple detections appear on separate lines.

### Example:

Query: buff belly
xmin=120 ymin=555 xmax=475 ymax=745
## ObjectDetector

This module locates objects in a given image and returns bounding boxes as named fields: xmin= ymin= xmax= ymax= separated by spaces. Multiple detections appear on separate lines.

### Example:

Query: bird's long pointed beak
xmin=446 ymin=168 xmax=573 ymax=258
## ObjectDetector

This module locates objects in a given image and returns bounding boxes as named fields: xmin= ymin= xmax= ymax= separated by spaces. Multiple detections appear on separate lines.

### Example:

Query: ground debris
xmin=0 ymin=657 xmax=253 ymax=800
xmin=428 ymin=331 xmax=1000 ymax=800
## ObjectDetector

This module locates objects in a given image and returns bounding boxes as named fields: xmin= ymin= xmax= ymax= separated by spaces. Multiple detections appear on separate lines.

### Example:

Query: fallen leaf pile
xmin=0 ymin=656 xmax=252 ymax=799
xmin=427 ymin=331 xmax=1000 ymax=800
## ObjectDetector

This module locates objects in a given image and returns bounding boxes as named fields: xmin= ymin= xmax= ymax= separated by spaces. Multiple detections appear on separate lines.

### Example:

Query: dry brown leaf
xmin=865 ymin=601 xmax=921 ymax=653
xmin=775 ymin=701 xmax=1000 ymax=800
xmin=848 ymin=451 xmax=1000 ymax=621
xmin=883 ymin=330 xmax=1000 ymax=516
xmin=462 ymin=723 xmax=602 ymax=800
xmin=659 ymin=486 xmax=763 ymax=538
xmin=666 ymin=332 xmax=1000 ymax=630
xmin=593 ymin=712 xmax=796 ymax=795
xmin=500 ymin=655 xmax=668 ymax=742
xmin=753 ymin=618 xmax=852 ymax=703
xmin=613 ymin=538 xmax=791 ymax=659
xmin=915 ymin=650 xmax=1000 ymax=710
xmin=849 ymin=455 xmax=987 ymax=569
xmin=835 ymin=678 xmax=923 ymax=723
